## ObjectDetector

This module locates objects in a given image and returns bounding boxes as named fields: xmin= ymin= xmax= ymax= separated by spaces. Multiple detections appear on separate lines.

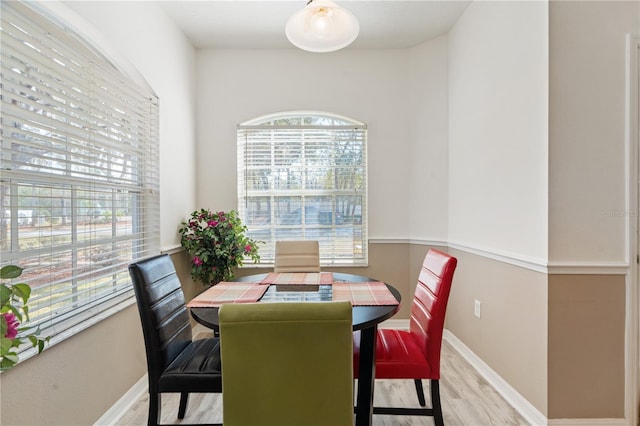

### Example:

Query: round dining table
xmin=189 ymin=272 xmax=401 ymax=426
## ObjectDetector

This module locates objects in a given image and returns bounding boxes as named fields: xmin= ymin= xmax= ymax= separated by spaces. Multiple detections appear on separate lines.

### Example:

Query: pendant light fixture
xmin=285 ymin=0 xmax=360 ymax=53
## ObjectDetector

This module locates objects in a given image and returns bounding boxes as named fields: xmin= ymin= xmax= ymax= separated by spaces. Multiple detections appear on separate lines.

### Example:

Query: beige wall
xmin=0 ymin=304 xmax=146 ymax=425
xmin=548 ymin=274 xmax=626 ymax=418
xmin=445 ymin=249 xmax=549 ymax=416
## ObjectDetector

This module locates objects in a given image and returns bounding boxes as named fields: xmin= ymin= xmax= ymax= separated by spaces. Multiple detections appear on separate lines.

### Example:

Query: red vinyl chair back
xmin=409 ymin=248 xmax=457 ymax=379
xmin=352 ymin=248 xmax=457 ymax=425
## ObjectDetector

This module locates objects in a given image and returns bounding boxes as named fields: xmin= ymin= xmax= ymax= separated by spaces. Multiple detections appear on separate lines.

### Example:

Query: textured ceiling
xmin=161 ymin=1 xmax=471 ymax=49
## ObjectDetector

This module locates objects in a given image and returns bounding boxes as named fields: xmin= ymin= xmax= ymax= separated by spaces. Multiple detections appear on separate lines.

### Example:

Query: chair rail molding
xmin=546 ymin=261 xmax=629 ymax=275
xmin=447 ymin=241 xmax=548 ymax=273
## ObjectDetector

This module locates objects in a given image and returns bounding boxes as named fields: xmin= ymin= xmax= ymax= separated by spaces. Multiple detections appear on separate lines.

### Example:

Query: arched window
xmin=237 ymin=111 xmax=367 ymax=266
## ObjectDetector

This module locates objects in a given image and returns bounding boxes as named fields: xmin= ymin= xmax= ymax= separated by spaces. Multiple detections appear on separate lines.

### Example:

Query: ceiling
xmin=161 ymin=1 xmax=471 ymax=50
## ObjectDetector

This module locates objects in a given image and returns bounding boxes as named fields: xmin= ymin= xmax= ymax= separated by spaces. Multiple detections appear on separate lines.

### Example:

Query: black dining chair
xmin=128 ymin=254 xmax=222 ymax=426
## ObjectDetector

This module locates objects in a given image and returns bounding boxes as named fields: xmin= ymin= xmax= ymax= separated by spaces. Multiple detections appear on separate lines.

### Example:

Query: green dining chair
xmin=219 ymin=301 xmax=354 ymax=426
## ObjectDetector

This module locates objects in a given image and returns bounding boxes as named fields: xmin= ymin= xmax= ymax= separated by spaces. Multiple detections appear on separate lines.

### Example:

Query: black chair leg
xmin=414 ymin=379 xmax=426 ymax=406
xmin=178 ymin=392 xmax=189 ymax=419
xmin=148 ymin=392 xmax=160 ymax=426
xmin=431 ymin=379 xmax=444 ymax=426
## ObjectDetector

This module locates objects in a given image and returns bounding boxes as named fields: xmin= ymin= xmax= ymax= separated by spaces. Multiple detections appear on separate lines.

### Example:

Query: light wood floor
xmin=116 ymin=332 xmax=529 ymax=426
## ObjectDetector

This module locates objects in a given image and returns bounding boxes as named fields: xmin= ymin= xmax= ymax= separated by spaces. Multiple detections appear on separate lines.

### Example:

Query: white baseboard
xmin=443 ymin=329 xmax=548 ymax=426
xmin=547 ymin=419 xmax=630 ymax=426
xmin=94 ymin=374 xmax=148 ymax=426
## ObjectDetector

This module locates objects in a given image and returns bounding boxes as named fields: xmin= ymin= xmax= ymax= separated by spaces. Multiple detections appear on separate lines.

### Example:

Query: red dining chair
xmin=353 ymin=248 xmax=457 ymax=426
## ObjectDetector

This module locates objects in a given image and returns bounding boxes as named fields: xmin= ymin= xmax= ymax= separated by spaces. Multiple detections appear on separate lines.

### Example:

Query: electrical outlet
xmin=474 ymin=299 xmax=481 ymax=318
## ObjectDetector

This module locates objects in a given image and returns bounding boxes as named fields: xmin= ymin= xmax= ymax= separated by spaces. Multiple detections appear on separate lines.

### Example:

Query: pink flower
xmin=3 ymin=312 xmax=19 ymax=339
xmin=193 ymin=256 xmax=203 ymax=266
xmin=208 ymin=220 xmax=218 ymax=227
xmin=244 ymin=244 xmax=252 ymax=253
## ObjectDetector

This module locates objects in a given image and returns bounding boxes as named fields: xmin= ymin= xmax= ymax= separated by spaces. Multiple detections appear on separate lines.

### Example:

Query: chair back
xmin=410 ymin=249 xmax=457 ymax=378
xmin=128 ymin=254 xmax=193 ymax=391
xmin=219 ymin=301 xmax=353 ymax=426
xmin=274 ymin=240 xmax=321 ymax=272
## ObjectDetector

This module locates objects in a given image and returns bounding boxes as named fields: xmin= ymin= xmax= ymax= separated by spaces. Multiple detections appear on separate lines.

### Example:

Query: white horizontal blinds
xmin=0 ymin=2 xmax=160 ymax=336
xmin=238 ymin=112 xmax=367 ymax=266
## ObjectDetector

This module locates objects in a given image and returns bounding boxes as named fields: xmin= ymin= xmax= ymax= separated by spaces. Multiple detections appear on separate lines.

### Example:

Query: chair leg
xmin=413 ymin=379 xmax=426 ymax=406
xmin=148 ymin=392 xmax=160 ymax=426
xmin=178 ymin=392 xmax=189 ymax=419
xmin=431 ymin=379 xmax=444 ymax=426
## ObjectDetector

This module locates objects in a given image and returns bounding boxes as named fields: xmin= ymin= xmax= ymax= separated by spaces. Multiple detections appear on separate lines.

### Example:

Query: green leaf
xmin=8 ymin=305 xmax=22 ymax=322
xmin=0 ymin=284 xmax=11 ymax=307
xmin=0 ymin=336 xmax=13 ymax=354
xmin=1 ymin=351 xmax=18 ymax=367
xmin=28 ymin=334 xmax=38 ymax=347
xmin=0 ymin=319 xmax=7 ymax=342
xmin=12 ymin=283 xmax=31 ymax=305
xmin=0 ymin=265 xmax=23 ymax=280
xmin=22 ymin=305 xmax=30 ymax=322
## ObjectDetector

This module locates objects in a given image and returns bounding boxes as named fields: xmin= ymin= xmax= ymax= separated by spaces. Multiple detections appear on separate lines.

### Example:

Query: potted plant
xmin=1 ymin=265 xmax=49 ymax=370
xmin=178 ymin=209 xmax=261 ymax=285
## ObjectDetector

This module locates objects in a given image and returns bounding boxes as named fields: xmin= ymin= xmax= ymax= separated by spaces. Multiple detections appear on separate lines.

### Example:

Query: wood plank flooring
xmin=115 ymin=330 xmax=529 ymax=426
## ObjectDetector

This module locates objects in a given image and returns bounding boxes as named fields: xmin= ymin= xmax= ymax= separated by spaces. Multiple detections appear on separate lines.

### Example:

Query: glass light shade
xmin=285 ymin=0 xmax=359 ymax=53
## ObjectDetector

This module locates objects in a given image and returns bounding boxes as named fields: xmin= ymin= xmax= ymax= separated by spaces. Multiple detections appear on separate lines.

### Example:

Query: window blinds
xmin=237 ymin=113 xmax=368 ymax=266
xmin=0 ymin=1 xmax=160 ymax=342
